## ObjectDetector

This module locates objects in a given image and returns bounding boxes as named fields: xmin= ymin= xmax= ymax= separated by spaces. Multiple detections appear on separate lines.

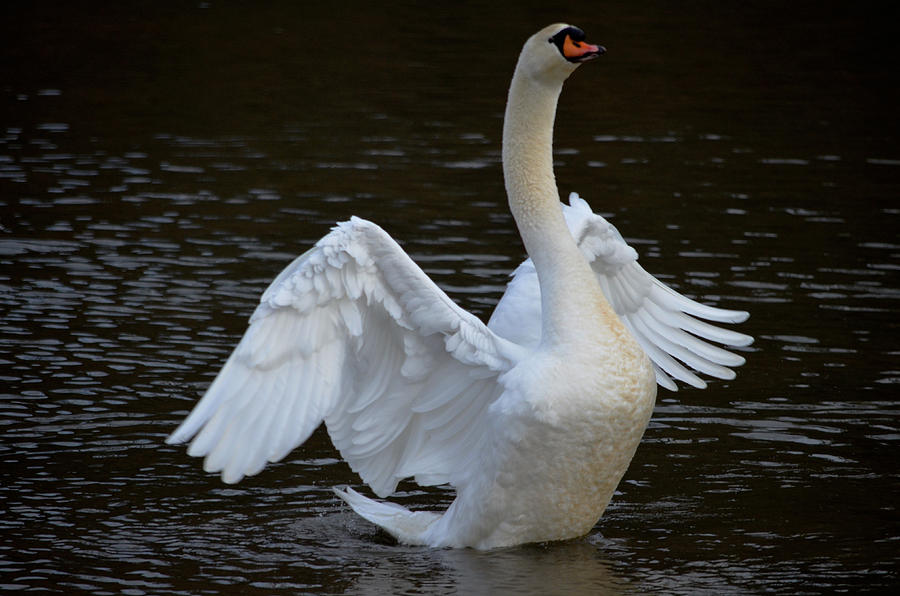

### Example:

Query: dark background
xmin=2 ymin=1 xmax=898 ymax=593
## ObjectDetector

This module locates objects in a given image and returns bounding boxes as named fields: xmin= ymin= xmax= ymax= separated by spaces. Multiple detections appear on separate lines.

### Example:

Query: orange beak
xmin=563 ymin=35 xmax=605 ymax=62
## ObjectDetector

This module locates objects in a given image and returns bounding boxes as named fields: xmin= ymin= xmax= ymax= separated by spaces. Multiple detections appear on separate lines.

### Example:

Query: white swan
xmin=166 ymin=24 xmax=752 ymax=549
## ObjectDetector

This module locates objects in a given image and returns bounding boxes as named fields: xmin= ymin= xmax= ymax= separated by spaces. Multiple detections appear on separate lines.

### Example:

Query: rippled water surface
xmin=2 ymin=2 xmax=898 ymax=594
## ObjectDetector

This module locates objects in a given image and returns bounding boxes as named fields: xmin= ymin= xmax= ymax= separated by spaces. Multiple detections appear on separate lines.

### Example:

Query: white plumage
xmin=167 ymin=24 xmax=751 ymax=549
xmin=490 ymin=193 xmax=750 ymax=392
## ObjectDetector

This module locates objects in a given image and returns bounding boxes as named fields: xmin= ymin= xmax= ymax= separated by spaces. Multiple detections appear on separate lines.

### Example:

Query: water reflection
xmin=345 ymin=539 xmax=629 ymax=595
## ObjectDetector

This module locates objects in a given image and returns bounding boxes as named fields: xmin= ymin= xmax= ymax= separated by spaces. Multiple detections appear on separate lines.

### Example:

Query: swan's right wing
xmin=489 ymin=192 xmax=752 ymax=391
xmin=167 ymin=217 xmax=524 ymax=496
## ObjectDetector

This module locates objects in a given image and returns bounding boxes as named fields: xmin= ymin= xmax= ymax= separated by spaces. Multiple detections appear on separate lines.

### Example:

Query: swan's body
xmin=166 ymin=24 xmax=751 ymax=549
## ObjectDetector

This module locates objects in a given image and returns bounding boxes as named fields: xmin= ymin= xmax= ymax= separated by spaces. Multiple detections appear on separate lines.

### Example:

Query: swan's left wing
xmin=489 ymin=192 xmax=752 ymax=391
xmin=167 ymin=217 xmax=524 ymax=496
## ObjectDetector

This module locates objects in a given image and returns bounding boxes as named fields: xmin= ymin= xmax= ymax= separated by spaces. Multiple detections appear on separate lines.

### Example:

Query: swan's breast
xmin=480 ymin=348 xmax=656 ymax=547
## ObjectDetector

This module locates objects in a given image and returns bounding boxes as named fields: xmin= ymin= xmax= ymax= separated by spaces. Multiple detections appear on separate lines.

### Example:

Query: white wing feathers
xmin=489 ymin=192 xmax=752 ymax=392
xmin=167 ymin=217 xmax=521 ymax=493
xmin=169 ymin=195 xmax=751 ymax=492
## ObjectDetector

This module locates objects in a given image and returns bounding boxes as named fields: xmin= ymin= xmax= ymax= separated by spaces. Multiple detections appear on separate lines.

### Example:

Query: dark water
xmin=2 ymin=2 xmax=898 ymax=594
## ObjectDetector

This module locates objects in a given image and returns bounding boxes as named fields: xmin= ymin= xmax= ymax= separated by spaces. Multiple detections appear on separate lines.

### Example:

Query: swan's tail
xmin=333 ymin=486 xmax=440 ymax=545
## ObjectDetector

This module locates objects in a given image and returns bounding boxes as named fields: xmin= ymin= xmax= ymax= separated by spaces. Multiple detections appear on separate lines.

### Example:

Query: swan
xmin=166 ymin=23 xmax=752 ymax=549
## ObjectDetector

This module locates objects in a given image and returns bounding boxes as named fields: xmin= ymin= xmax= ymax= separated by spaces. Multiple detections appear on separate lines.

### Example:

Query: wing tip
xmin=165 ymin=421 xmax=196 ymax=446
xmin=221 ymin=468 xmax=246 ymax=485
xmin=729 ymin=310 xmax=751 ymax=324
xmin=164 ymin=432 xmax=183 ymax=446
xmin=731 ymin=331 xmax=755 ymax=347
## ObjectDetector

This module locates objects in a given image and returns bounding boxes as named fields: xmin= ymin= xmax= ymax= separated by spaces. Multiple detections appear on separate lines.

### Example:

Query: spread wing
xmin=167 ymin=217 xmax=524 ymax=496
xmin=489 ymin=192 xmax=753 ymax=391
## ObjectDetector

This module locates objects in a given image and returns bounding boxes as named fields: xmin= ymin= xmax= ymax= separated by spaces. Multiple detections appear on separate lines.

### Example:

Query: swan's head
xmin=517 ymin=24 xmax=606 ymax=84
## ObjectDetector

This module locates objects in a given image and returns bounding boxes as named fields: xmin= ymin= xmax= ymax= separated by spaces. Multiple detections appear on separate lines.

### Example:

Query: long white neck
xmin=502 ymin=58 xmax=617 ymax=347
